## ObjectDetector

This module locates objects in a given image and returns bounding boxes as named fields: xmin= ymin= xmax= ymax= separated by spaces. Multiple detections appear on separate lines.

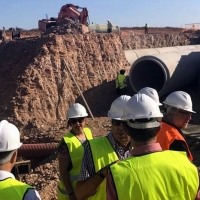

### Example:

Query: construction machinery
xmin=38 ymin=3 xmax=120 ymax=35
xmin=38 ymin=4 xmax=89 ymax=32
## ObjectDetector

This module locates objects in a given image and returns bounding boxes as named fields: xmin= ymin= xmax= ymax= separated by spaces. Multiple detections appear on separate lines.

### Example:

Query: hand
xmin=100 ymin=160 xmax=119 ymax=177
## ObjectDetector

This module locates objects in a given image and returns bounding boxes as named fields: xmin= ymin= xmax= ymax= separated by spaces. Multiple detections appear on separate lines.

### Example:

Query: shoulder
xmin=24 ymin=188 xmax=41 ymax=200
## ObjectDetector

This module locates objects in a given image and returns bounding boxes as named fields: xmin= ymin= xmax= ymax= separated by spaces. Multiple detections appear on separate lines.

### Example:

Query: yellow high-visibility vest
xmin=88 ymin=136 xmax=119 ymax=200
xmin=116 ymin=74 xmax=127 ymax=89
xmin=58 ymin=127 xmax=93 ymax=200
xmin=110 ymin=151 xmax=199 ymax=200
xmin=0 ymin=177 xmax=33 ymax=199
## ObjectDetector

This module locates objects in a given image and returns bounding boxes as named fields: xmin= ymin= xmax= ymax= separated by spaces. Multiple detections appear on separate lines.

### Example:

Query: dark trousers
xmin=116 ymin=87 xmax=127 ymax=95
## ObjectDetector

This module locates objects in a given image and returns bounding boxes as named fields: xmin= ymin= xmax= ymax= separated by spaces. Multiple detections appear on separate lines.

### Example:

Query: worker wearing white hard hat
xmin=106 ymin=93 xmax=199 ymax=200
xmin=76 ymin=95 xmax=132 ymax=200
xmin=107 ymin=19 xmax=113 ymax=33
xmin=57 ymin=103 xmax=93 ymax=200
xmin=0 ymin=120 xmax=41 ymax=199
xmin=157 ymin=91 xmax=194 ymax=161
xmin=138 ymin=87 xmax=162 ymax=106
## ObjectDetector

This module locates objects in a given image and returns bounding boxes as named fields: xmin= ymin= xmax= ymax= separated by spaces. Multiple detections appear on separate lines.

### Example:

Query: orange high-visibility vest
xmin=157 ymin=122 xmax=193 ymax=161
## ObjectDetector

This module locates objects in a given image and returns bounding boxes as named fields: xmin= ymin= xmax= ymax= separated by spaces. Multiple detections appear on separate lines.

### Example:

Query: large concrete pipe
xmin=125 ymin=45 xmax=200 ymax=66
xmin=129 ymin=49 xmax=200 ymax=96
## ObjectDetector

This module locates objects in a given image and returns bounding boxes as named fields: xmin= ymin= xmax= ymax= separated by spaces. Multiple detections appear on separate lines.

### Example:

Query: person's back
xmin=0 ymin=175 xmax=37 ymax=199
xmin=110 ymin=151 xmax=198 ymax=200
xmin=116 ymin=69 xmax=127 ymax=95
xmin=0 ymin=120 xmax=41 ymax=200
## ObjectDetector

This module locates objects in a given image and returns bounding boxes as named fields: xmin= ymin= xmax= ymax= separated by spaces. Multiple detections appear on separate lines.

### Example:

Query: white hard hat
xmin=138 ymin=87 xmax=162 ymax=106
xmin=107 ymin=19 xmax=110 ymax=22
xmin=67 ymin=103 xmax=88 ymax=118
xmin=123 ymin=94 xmax=163 ymax=129
xmin=0 ymin=120 xmax=22 ymax=152
xmin=108 ymin=95 xmax=131 ymax=120
xmin=163 ymin=91 xmax=195 ymax=113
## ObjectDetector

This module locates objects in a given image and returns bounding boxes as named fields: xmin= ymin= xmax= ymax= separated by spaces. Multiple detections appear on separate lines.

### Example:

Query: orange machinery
xmin=38 ymin=3 xmax=89 ymax=32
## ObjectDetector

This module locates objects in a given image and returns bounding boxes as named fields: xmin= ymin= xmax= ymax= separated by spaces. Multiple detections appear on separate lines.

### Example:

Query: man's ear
xmin=10 ymin=150 xmax=17 ymax=164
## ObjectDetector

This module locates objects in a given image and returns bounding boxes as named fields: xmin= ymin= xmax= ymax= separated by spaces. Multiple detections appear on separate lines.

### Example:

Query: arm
xmin=58 ymin=140 xmax=76 ymax=200
xmin=169 ymin=139 xmax=188 ymax=152
xmin=76 ymin=169 xmax=106 ymax=200
xmin=58 ymin=152 xmax=75 ymax=196
xmin=76 ymin=160 xmax=117 ymax=200
xmin=115 ymin=76 xmax=119 ymax=88
xmin=195 ymin=173 xmax=200 ymax=200
xmin=106 ymin=169 xmax=118 ymax=200
xmin=123 ymin=76 xmax=127 ymax=86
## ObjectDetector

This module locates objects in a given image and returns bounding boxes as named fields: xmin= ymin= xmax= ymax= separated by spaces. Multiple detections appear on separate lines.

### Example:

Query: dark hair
xmin=124 ymin=119 xmax=161 ymax=142
xmin=120 ymin=69 xmax=125 ymax=74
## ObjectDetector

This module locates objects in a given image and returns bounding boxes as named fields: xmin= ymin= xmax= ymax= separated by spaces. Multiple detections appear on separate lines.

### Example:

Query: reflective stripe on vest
xmin=58 ymin=127 xmax=93 ymax=199
xmin=0 ymin=178 xmax=33 ymax=200
xmin=116 ymin=74 xmax=126 ymax=89
xmin=157 ymin=122 xmax=193 ymax=161
xmin=88 ymin=136 xmax=119 ymax=200
xmin=110 ymin=151 xmax=199 ymax=200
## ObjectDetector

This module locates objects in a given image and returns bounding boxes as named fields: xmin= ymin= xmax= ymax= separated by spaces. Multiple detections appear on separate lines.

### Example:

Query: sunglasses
xmin=69 ymin=117 xmax=85 ymax=124
xmin=177 ymin=110 xmax=192 ymax=117
xmin=112 ymin=119 xmax=127 ymax=126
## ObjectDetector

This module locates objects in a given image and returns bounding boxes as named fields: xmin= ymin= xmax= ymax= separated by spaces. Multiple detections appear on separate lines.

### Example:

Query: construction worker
xmin=138 ymin=87 xmax=162 ymax=106
xmin=57 ymin=103 xmax=93 ymax=200
xmin=107 ymin=19 xmax=113 ymax=33
xmin=157 ymin=91 xmax=194 ymax=161
xmin=144 ymin=23 xmax=148 ymax=34
xmin=1 ymin=27 xmax=6 ymax=41
xmin=76 ymin=95 xmax=132 ymax=200
xmin=106 ymin=93 xmax=199 ymax=200
xmin=0 ymin=120 xmax=41 ymax=199
xmin=115 ymin=69 xmax=127 ymax=95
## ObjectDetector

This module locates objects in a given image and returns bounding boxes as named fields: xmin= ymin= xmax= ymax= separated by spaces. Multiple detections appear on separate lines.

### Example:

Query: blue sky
xmin=0 ymin=0 xmax=200 ymax=30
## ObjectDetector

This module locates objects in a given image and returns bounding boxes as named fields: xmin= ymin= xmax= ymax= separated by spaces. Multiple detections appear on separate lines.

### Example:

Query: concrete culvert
xmin=129 ymin=49 xmax=200 ymax=96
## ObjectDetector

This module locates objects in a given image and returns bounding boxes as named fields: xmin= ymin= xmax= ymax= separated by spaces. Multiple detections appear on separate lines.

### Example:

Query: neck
xmin=132 ymin=138 xmax=156 ymax=148
xmin=71 ymin=129 xmax=84 ymax=136
xmin=0 ymin=163 xmax=13 ymax=172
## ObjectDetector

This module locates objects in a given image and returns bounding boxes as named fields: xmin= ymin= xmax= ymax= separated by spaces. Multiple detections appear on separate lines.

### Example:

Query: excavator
xmin=38 ymin=4 xmax=89 ymax=32
xmin=38 ymin=3 xmax=120 ymax=34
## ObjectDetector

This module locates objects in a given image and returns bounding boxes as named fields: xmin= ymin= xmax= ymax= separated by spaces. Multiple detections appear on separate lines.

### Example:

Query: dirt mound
xmin=44 ymin=18 xmax=90 ymax=35
xmin=0 ymin=30 xmax=129 ymax=137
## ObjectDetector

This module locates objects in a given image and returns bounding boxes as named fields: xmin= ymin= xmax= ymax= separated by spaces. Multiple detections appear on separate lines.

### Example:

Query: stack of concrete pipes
xmin=125 ymin=45 xmax=200 ymax=96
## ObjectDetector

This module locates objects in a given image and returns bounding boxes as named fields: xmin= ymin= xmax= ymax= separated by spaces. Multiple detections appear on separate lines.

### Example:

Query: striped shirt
xmin=79 ymin=132 xmax=132 ymax=181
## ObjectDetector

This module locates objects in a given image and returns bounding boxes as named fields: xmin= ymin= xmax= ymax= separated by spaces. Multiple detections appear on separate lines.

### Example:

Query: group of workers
xmin=0 ymin=83 xmax=199 ymax=199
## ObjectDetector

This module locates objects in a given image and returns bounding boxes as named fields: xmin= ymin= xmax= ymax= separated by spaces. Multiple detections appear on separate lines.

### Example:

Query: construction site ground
xmin=1 ymin=25 xmax=200 ymax=199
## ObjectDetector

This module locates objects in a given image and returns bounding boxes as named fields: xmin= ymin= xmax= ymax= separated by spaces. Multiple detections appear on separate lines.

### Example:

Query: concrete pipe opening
xmin=129 ymin=50 xmax=200 ymax=96
xmin=129 ymin=57 xmax=167 ymax=94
